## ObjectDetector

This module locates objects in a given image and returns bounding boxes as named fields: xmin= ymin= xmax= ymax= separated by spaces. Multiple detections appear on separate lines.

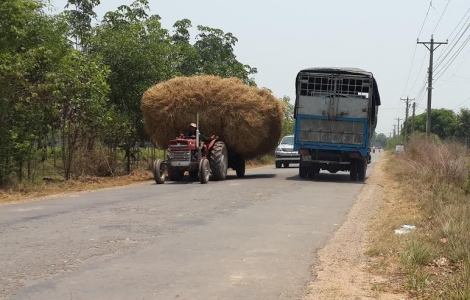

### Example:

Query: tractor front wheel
xmin=152 ymin=159 xmax=166 ymax=184
xmin=199 ymin=158 xmax=210 ymax=184
xmin=210 ymin=141 xmax=228 ymax=181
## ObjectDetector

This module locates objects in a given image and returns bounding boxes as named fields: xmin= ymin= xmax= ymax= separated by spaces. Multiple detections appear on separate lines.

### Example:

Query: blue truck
xmin=293 ymin=67 xmax=381 ymax=182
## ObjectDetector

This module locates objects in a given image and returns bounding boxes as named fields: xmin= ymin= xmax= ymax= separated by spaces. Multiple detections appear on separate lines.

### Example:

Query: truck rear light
xmin=298 ymin=149 xmax=309 ymax=156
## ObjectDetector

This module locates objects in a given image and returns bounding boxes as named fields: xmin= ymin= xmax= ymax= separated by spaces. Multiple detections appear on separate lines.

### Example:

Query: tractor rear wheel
xmin=210 ymin=141 xmax=228 ymax=181
xmin=168 ymin=170 xmax=184 ymax=181
xmin=199 ymin=158 xmax=210 ymax=184
xmin=236 ymin=156 xmax=245 ymax=178
xmin=152 ymin=159 xmax=166 ymax=184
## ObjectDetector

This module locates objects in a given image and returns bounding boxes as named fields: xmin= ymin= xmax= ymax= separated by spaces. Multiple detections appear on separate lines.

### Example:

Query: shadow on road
xmin=226 ymin=174 xmax=276 ymax=180
xmin=152 ymin=173 xmax=277 ymax=185
xmin=285 ymin=172 xmax=367 ymax=185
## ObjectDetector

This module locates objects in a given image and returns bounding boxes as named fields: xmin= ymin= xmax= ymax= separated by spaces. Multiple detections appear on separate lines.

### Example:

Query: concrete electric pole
xmin=417 ymin=35 xmax=447 ymax=139
xmin=395 ymin=118 xmax=401 ymax=136
xmin=412 ymin=102 xmax=416 ymax=134
xmin=401 ymin=97 xmax=414 ymax=139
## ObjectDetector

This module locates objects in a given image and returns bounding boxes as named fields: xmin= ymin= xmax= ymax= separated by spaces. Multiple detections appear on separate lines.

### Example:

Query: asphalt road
xmin=0 ymin=154 xmax=380 ymax=300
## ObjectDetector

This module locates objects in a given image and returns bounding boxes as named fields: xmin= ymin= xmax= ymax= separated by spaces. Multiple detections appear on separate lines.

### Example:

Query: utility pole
xmin=395 ymin=118 xmax=401 ymax=136
xmin=412 ymin=102 xmax=416 ymax=134
xmin=393 ymin=125 xmax=397 ymax=137
xmin=401 ymin=97 xmax=414 ymax=139
xmin=418 ymin=35 xmax=448 ymax=139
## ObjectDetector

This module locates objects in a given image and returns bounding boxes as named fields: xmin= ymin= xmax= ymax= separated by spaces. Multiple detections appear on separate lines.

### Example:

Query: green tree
xmin=194 ymin=25 xmax=257 ymax=85
xmin=171 ymin=19 xmax=200 ymax=76
xmin=411 ymin=108 xmax=458 ymax=140
xmin=45 ymin=50 xmax=110 ymax=180
xmin=281 ymin=96 xmax=294 ymax=137
xmin=91 ymin=0 xmax=175 ymax=173
xmin=63 ymin=0 xmax=100 ymax=51
xmin=0 ymin=0 xmax=72 ymax=184
xmin=372 ymin=133 xmax=388 ymax=147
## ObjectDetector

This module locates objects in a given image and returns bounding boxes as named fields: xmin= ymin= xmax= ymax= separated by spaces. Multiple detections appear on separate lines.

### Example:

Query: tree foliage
xmin=281 ymin=96 xmax=294 ymax=137
xmin=402 ymin=108 xmax=470 ymax=143
xmin=0 ymin=0 xmax=268 ymax=186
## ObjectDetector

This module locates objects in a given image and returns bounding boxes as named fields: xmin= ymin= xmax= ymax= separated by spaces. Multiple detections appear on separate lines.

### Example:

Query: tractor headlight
xmin=169 ymin=152 xmax=174 ymax=159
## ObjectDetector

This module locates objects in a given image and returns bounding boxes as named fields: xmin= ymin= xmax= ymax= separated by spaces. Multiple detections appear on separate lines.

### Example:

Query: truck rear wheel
xmin=299 ymin=166 xmax=309 ymax=178
xmin=349 ymin=160 xmax=358 ymax=181
xmin=358 ymin=159 xmax=367 ymax=182
xmin=210 ymin=141 xmax=228 ymax=181
xmin=309 ymin=165 xmax=320 ymax=178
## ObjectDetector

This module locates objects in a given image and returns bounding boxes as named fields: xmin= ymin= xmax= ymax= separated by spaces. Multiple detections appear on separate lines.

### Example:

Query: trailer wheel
xmin=349 ymin=159 xmax=358 ymax=181
xmin=236 ymin=157 xmax=245 ymax=178
xmin=199 ymin=158 xmax=210 ymax=184
xmin=210 ymin=141 xmax=228 ymax=181
xmin=152 ymin=159 xmax=166 ymax=184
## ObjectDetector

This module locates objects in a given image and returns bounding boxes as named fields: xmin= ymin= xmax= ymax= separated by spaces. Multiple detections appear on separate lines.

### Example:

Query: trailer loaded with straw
xmin=140 ymin=75 xmax=285 ymax=183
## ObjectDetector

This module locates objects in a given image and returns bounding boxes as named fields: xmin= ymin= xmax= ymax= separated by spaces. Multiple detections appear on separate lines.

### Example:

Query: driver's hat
xmin=189 ymin=123 xmax=197 ymax=128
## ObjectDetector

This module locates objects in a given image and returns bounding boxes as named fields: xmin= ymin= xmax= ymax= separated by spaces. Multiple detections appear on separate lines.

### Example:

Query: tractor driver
xmin=185 ymin=123 xmax=213 ymax=155
xmin=184 ymin=123 xmax=209 ymax=142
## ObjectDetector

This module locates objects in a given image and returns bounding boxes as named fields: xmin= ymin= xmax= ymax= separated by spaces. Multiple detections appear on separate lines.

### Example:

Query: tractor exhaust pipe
xmin=196 ymin=113 xmax=201 ymax=159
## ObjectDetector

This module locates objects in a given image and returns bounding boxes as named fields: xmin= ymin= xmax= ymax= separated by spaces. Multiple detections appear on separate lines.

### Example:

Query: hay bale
xmin=141 ymin=75 xmax=284 ymax=159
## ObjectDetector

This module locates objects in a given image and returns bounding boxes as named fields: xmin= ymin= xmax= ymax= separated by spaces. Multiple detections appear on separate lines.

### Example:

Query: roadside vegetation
xmin=0 ymin=0 xmax=292 ymax=199
xmin=368 ymin=135 xmax=470 ymax=299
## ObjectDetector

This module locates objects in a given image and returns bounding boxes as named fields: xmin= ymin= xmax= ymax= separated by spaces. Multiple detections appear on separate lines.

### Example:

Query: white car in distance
xmin=275 ymin=135 xmax=300 ymax=168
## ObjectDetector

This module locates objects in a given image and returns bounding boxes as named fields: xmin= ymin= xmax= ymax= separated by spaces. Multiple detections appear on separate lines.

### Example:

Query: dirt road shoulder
xmin=303 ymin=155 xmax=407 ymax=300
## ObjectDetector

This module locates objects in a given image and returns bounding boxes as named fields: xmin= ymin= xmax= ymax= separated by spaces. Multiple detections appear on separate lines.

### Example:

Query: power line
xmin=408 ymin=52 xmax=428 ymax=95
xmin=434 ymin=17 xmax=470 ymax=69
xmin=452 ymin=95 xmax=470 ymax=110
xmin=434 ymin=33 xmax=470 ymax=82
xmin=419 ymin=2 xmax=433 ymax=38
xmin=446 ymin=7 xmax=470 ymax=41
xmin=433 ymin=0 xmax=451 ymax=33
xmin=401 ymin=1 xmax=434 ymax=97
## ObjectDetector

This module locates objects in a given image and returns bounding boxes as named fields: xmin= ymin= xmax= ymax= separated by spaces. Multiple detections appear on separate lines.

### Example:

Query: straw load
xmin=141 ymin=75 xmax=285 ymax=159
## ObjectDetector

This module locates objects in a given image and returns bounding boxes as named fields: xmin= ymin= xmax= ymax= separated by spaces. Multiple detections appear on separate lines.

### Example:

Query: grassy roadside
xmin=0 ymin=155 xmax=275 ymax=205
xmin=366 ymin=137 xmax=470 ymax=299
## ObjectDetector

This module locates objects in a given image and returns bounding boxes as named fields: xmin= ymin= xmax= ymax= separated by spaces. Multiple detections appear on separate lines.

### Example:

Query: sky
xmin=48 ymin=0 xmax=470 ymax=136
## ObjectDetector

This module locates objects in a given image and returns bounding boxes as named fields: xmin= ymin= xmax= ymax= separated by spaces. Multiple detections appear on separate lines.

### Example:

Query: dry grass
xmin=367 ymin=136 xmax=470 ymax=299
xmin=140 ymin=75 xmax=285 ymax=159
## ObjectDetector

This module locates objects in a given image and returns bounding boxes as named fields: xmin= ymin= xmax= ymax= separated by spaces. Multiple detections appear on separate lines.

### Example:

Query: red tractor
xmin=152 ymin=117 xmax=245 ymax=184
